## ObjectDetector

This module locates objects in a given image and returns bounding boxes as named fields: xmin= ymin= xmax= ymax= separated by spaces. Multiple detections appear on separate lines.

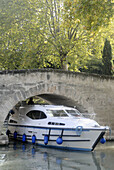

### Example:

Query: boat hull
xmin=7 ymin=125 xmax=106 ymax=151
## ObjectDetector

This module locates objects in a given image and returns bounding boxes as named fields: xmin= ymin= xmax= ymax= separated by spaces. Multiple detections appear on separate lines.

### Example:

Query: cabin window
xmin=26 ymin=110 xmax=47 ymax=120
xmin=65 ymin=109 xmax=82 ymax=117
xmin=46 ymin=109 xmax=68 ymax=117
xmin=9 ymin=119 xmax=17 ymax=124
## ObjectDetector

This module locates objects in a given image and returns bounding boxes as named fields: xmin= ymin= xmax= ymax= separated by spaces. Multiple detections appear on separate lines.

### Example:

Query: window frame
xmin=46 ymin=109 xmax=69 ymax=117
xmin=26 ymin=110 xmax=47 ymax=120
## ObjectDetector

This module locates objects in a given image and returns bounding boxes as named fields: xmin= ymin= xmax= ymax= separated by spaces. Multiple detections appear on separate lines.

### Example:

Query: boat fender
xmin=32 ymin=135 xmax=36 ymax=144
xmin=22 ymin=133 xmax=26 ymax=142
xmin=100 ymin=137 xmax=106 ymax=144
xmin=9 ymin=109 xmax=15 ymax=115
xmin=44 ymin=135 xmax=49 ymax=145
xmin=76 ymin=126 xmax=83 ymax=135
xmin=14 ymin=131 xmax=17 ymax=139
xmin=56 ymin=137 xmax=63 ymax=145
xmin=6 ymin=129 xmax=10 ymax=137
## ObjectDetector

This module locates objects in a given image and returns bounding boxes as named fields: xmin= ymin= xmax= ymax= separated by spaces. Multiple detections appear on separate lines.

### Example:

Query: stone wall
xmin=0 ymin=69 xmax=114 ymax=139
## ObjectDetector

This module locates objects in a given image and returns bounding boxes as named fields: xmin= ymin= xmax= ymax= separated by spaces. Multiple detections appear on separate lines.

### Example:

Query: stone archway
xmin=0 ymin=86 xmax=89 ymax=130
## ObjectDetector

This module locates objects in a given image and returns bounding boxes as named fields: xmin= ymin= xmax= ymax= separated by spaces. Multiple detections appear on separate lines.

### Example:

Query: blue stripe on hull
xmin=8 ymin=124 xmax=105 ymax=132
xmin=9 ymin=133 xmax=90 ymax=142
xmin=8 ymin=124 xmax=88 ymax=131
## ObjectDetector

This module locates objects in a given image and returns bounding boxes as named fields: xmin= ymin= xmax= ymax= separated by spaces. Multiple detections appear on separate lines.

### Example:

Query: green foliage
xmin=102 ymin=39 xmax=112 ymax=75
xmin=79 ymin=58 xmax=103 ymax=74
xmin=0 ymin=0 xmax=113 ymax=74
xmin=64 ymin=0 xmax=112 ymax=31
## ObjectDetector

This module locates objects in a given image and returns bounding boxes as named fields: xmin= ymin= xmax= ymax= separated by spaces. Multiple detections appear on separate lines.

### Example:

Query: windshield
xmin=65 ymin=109 xmax=82 ymax=117
xmin=46 ymin=109 xmax=68 ymax=117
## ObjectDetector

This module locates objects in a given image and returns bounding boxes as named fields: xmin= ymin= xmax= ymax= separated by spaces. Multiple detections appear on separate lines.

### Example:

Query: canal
xmin=0 ymin=140 xmax=114 ymax=170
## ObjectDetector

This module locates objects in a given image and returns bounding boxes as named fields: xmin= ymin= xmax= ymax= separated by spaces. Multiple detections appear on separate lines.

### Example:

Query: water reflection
xmin=0 ymin=141 xmax=114 ymax=170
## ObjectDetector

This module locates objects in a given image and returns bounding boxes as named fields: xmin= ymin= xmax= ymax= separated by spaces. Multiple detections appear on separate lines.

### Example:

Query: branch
xmin=38 ymin=29 xmax=60 ymax=53
xmin=68 ymin=24 xmax=79 ymax=40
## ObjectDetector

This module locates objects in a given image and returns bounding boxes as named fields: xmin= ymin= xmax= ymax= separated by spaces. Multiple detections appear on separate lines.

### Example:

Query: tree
xmin=0 ymin=0 xmax=45 ymax=69
xmin=0 ymin=0 xmax=113 ymax=71
xmin=37 ymin=0 xmax=87 ymax=69
xmin=64 ymin=0 xmax=112 ymax=32
xmin=36 ymin=0 xmax=113 ymax=70
xmin=102 ymin=39 xmax=112 ymax=75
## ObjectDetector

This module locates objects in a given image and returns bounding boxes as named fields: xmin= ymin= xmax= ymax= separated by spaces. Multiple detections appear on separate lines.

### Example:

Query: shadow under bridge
xmin=37 ymin=93 xmax=87 ymax=113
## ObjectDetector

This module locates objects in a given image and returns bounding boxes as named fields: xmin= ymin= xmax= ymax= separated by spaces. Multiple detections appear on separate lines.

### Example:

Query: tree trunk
xmin=60 ymin=54 xmax=68 ymax=71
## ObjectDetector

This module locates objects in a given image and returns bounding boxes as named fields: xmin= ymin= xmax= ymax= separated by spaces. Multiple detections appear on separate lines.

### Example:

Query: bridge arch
xmin=0 ymin=69 xmax=114 ymax=138
xmin=1 ymin=83 xmax=88 ymax=124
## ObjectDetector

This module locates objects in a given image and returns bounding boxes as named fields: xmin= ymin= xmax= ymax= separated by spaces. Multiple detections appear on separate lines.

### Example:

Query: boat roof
xmin=19 ymin=104 xmax=78 ymax=110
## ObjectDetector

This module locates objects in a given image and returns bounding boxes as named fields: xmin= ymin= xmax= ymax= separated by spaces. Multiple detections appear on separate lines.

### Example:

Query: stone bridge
xmin=0 ymin=69 xmax=114 ymax=139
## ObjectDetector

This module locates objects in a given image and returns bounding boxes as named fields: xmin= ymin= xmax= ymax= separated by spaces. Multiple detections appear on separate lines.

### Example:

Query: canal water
xmin=0 ymin=141 xmax=114 ymax=170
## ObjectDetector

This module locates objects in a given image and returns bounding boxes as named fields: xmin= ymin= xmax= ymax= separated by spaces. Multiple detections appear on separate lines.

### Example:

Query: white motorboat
xmin=7 ymin=105 xmax=109 ymax=151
